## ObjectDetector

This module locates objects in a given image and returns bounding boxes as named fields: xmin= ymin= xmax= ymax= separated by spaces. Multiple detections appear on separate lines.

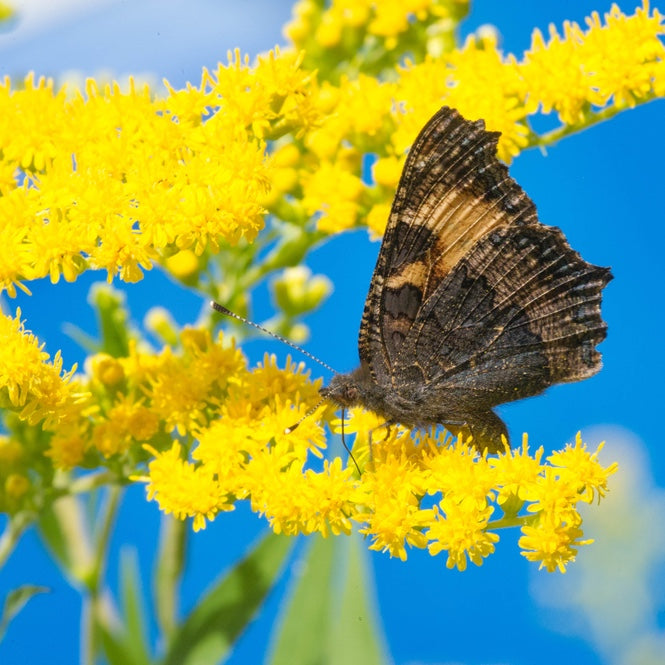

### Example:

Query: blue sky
xmin=1 ymin=2 xmax=664 ymax=664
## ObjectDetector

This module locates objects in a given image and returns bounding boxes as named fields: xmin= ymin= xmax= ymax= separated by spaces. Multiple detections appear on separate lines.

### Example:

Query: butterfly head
xmin=319 ymin=363 xmax=382 ymax=411
xmin=320 ymin=372 xmax=362 ymax=408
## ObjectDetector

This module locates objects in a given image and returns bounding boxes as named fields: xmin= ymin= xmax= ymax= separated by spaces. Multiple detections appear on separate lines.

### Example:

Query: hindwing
xmin=393 ymin=222 xmax=612 ymax=408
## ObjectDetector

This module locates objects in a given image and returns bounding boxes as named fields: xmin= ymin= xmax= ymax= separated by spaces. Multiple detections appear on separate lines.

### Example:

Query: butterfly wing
xmin=358 ymin=107 xmax=539 ymax=387
xmin=394 ymin=222 xmax=612 ymax=408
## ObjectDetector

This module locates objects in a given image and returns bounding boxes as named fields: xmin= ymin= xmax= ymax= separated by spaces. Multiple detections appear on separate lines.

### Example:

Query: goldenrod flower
xmin=521 ymin=2 xmax=664 ymax=121
xmin=0 ymin=49 xmax=324 ymax=295
xmin=547 ymin=433 xmax=618 ymax=503
xmin=46 ymin=422 xmax=89 ymax=469
xmin=0 ymin=6 xmax=661 ymax=304
xmin=372 ymin=156 xmax=403 ymax=188
xmin=246 ymin=353 xmax=321 ymax=405
xmin=519 ymin=519 xmax=593 ymax=573
xmin=427 ymin=498 xmax=500 ymax=571
xmin=144 ymin=442 xmax=230 ymax=532
xmin=422 ymin=436 xmax=498 ymax=509
xmin=0 ymin=436 xmax=23 ymax=465
xmin=0 ymin=309 xmax=80 ymax=427
xmin=489 ymin=434 xmax=545 ymax=504
xmin=246 ymin=453 xmax=357 ymax=536
xmin=301 ymin=160 xmax=365 ymax=232
xmin=356 ymin=439 xmax=434 ymax=561
xmin=141 ymin=417 xmax=615 ymax=571
xmin=5 ymin=473 xmax=30 ymax=500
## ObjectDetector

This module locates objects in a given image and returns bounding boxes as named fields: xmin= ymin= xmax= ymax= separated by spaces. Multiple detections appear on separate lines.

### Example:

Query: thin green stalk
xmin=81 ymin=485 xmax=123 ymax=665
xmin=526 ymin=94 xmax=661 ymax=152
xmin=154 ymin=513 xmax=187 ymax=643
xmin=488 ymin=513 xmax=539 ymax=530
xmin=81 ymin=596 xmax=94 ymax=665
xmin=90 ymin=485 xmax=123 ymax=593
xmin=68 ymin=470 xmax=117 ymax=496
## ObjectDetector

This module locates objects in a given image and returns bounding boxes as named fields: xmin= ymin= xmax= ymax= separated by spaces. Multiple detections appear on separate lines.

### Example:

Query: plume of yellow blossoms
xmin=1 ymin=1 xmax=661 ymax=572
xmin=0 ymin=50 xmax=318 ymax=296
xmin=0 ymin=303 xmax=618 ymax=572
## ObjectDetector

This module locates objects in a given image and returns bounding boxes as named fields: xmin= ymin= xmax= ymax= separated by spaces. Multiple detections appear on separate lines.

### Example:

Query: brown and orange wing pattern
xmin=358 ymin=107 xmax=539 ymax=386
xmin=394 ymin=222 xmax=612 ymax=404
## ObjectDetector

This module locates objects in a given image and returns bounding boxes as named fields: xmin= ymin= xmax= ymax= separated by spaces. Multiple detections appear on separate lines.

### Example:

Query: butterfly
xmin=320 ymin=106 xmax=612 ymax=452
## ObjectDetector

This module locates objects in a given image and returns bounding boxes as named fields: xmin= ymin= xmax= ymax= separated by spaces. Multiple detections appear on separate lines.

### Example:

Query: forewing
xmin=395 ymin=222 xmax=612 ymax=409
xmin=358 ymin=106 xmax=538 ymax=386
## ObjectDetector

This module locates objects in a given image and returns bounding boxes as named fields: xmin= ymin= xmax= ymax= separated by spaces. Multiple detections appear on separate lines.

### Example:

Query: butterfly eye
xmin=344 ymin=385 xmax=359 ymax=404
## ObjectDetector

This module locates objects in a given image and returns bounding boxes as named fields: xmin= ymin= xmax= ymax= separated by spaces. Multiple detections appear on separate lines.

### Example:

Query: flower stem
xmin=81 ymin=485 xmax=123 ymax=664
xmin=155 ymin=513 xmax=187 ymax=642
xmin=488 ymin=513 xmax=539 ymax=530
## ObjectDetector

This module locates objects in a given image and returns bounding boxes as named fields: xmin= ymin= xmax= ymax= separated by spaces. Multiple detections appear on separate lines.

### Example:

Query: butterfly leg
xmin=440 ymin=412 xmax=509 ymax=454
xmin=468 ymin=410 xmax=510 ymax=454
xmin=439 ymin=420 xmax=470 ymax=446
xmin=366 ymin=420 xmax=397 ymax=464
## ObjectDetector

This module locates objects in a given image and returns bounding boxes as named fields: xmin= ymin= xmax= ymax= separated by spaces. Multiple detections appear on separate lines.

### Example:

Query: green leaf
xmin=330 ymin=533 xmax=388 ymax=665
xmin=161 ymin=531 xmax=293 ymax=665
xmin=0 ymin=585 xmax=49 ymax=641
xmin=97 ymin=621 xmax=150 ymax=665
xmin=269 ymin=533 xmax=335 ymax=665
xmin=37 ymin=494 xmax=95 ymax=584
xmin=97 ymin=623 xmax=136 ymax=665
xmin=0 ymin=512 xmax=32 ymax=570
xmin=269 ymin=533 xmax=389 ymax=665
xmin=120 ymin=549 xmax=152 ymax=665
xmin=94 ymin=549 xmax=153 ymax=665
xmin=36 ymin=503 xmax=72 ymax=571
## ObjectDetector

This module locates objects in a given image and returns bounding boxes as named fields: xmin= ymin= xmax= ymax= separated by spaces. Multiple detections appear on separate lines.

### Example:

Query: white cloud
xmin=531 ymin=426 xmax=665 ymax=665
xmin=1 ymin=0 xmax=115 ymax=42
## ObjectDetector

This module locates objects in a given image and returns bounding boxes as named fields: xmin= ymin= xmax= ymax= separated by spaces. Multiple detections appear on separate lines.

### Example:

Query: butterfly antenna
xmin=210 ymin=301 xmax=338 ymax=374
xmin=289 ymin=404 xmax=361 ymax=475
xmin=284 ymin=397 xmax=326 ymax=434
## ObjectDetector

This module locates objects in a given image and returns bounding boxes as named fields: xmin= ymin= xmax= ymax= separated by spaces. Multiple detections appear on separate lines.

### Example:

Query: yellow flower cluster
xmin=0 ymin=49 xmax=320 ymax=297
xmin=0 ymin=308 xmax=84 ymax=513
xmin=0 ymin=279 xmax=616 ymax=573
xmin=276 ymin=1 xmax=665 ymax=237
xmin=523 ymin=2 xmax=665 ymax=123
xmin=139 ymin=347 xmax=326 ymax=531
xmin=143 ymin=399 xmax=616 ymax=572
xmin=285 ymin=0 xmax=463 ymax=51
xmin=0 ymin=309 xmax=80 ymax=428
xmin=48 ymin=328 xmax=320 ymax=468
xmin=0 ymin=432 xmax=31 ymax=513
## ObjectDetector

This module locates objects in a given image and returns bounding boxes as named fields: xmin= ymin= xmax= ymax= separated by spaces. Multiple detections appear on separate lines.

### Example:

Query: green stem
xmin=81 ymin=485 xmax=123 ymax=665
xmin=67 ymin=470 xmax=117 ymax=496
xmin=90 ymin=485 xmax=122 ymax=593
xmin=488 ymin=513 xmax=539 ymax=530
xmin=81 ymin=597 xmax=94 ymax=665
xmin=527 ymin=106 xmax=622 ymax=150
xmin=154 ymin=513 xmax=187 ymax=643
xmin=527 ymin=94 xmax=661 ymax=151
xmin=238 ymin=227 xmax=326 ymax=292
